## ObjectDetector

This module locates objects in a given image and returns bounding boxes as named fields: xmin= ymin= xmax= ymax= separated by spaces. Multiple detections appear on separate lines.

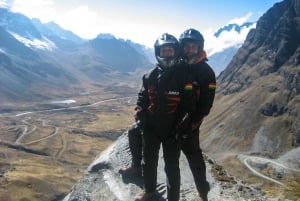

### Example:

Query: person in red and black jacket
xmin=134 ymin=33 xmax=186 ymax=201
xmin=177 ymin=28 xmax=216 ymax=201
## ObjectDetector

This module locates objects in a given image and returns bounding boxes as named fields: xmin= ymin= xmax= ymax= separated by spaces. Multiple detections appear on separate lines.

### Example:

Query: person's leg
xmin=128 ymin=124 xmax=143 ymax=167
xmin=135 ymin=130 xmax=160 ymax=201
xmin=142 ymin=130 xmax=160 ymax=192
xmin=162 ymin=139 xmax=181 ymax=201
xmin=119 ymin=124 xmax=143 ymax=175
xmin=181 ymin=130 xmax=209 ymax=200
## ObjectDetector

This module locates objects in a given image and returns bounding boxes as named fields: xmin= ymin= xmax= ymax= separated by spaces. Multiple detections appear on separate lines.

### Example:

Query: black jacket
xmin=186 ymin=60 xmax=216 ymax=126
xmin=137 ymin=64 xmax=186 ymax=137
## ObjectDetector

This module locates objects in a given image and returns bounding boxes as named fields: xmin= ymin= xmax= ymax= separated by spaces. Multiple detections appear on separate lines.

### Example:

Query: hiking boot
xmin=118 ymin=166 xmax=142 ymax=176
xmin=134 ymin=191 xmax=158 ymax=201
xmin=198 ymin=192 xmax=208 ymax=201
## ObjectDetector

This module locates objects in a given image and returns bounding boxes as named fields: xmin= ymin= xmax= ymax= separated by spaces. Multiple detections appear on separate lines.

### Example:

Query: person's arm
xmin=135 ymin=74 xmax=149 ymax=126
xmin=191 ymin=64 xmax=216 ymax=129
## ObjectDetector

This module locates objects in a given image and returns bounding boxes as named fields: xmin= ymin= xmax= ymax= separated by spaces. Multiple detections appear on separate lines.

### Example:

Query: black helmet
xmin=179 ymin=28 xmax=204 ymax=64
xmin=154 ymin=33 xmax=179 ymax=69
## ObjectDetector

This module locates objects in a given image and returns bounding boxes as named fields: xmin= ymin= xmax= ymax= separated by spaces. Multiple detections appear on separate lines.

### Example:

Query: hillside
xmin=200 ymin=0 xmax=300 ymax=197
xmin=203 ymin=0 xmax=300 ymax=158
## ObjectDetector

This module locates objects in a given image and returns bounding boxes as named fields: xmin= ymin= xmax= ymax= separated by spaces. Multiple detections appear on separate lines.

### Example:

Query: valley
xmin=0 ymin=88 xmax=137 ymax=201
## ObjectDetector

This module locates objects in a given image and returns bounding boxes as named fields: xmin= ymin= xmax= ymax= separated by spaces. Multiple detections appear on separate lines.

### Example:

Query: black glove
xmin=134 ymin=106 xmax=146 ymax=129
xmin=174 ymin=114 xmax=192 ymax=140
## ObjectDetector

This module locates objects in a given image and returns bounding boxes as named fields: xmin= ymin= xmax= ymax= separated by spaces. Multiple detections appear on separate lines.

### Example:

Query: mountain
xmin=0 ymin=8 xmax=43 ymax=41
xmin=202 ymin=0 xmax=300 ymax=172
xmin=31 ymin=18 xmax=84 ymax=50
xmin=208 ymin=46 xmax=239 ymax=76
xmin=0 ymin=22 xmax=77 ymax=103
xmin=0 ymin=8 xmax=153 ymax=104
xmin=32 ymin=19 xmax=84 ymax=44
xmin=87 ymin=35 xmax=150 ymax=72
xmin=124 ymin=39 xmax=156 ymax=64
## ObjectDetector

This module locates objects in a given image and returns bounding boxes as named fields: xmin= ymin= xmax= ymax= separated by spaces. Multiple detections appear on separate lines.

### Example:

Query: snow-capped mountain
xmin=0 ymin=8 xmax=62 ymax=51
xmin=0 ymin=7 xmax=153 ymax=103
xmin=31 ymin=18 xmax=84 ymax=44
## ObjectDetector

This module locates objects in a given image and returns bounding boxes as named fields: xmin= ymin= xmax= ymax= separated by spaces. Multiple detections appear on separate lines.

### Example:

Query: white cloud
xmin=204 ymin=17 xmax=256 ymax=56
xmin=228 ymin=12 xmax=253 ymax=25
xmin=10 ymin=0 xmax=102 ymax=39
xmin=0 ymin=0 xmax=9 ymax=8
xmin=11 ymin=0 xmax=56 ymax=22
xmin=58 ymin=5 xmax=100 ymax=39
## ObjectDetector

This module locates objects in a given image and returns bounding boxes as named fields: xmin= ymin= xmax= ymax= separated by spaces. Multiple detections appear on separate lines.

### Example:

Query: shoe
xmin=118 ymin=166 xmax=142 ymax=176
xmin=198 ymin=192 xmax=208 ymax=201
xmin=134 ymin=191 xmax=158 ymax=201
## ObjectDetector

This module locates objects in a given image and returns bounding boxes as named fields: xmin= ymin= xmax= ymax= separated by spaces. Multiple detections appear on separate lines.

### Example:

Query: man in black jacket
xmin=134 ymin=33 xmax=185 ymax=201
xmin=178 ymin=28 xmax=216 ymax=201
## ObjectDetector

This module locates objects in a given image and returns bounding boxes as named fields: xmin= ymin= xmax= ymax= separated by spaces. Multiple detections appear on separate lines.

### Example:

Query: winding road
xmin=242 ymin=155 xmax=300 ymax=186
xmin=1 ymin=96 xmax=136 ymax=159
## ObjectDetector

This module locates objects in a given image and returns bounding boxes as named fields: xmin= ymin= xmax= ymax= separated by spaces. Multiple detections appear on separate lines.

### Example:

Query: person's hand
xmin=175 ymin=115 xmax=192 ymax=139
xmin=134 ymin=106 xmax=146 ymax=128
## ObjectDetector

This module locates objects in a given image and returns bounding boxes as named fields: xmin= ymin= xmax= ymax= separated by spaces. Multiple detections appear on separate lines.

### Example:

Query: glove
xmin=175 ymin=114 xmax=192 ymax=140
xmin=134 ymin=106 xmax=146 ymax=128
xmin=176 ymin=116 xmax=203 ymax=140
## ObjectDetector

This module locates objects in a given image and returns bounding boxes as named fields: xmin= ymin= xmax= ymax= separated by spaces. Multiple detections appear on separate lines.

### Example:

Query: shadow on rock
xmin=120 ymin=173 xmax=143 ymax=189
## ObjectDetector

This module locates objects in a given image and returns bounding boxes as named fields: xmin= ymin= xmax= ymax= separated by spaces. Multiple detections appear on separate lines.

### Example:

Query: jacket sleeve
xmin=191 ymin=63 xmax=216 ymax=126
xmin=136 ymin=74 xmax=149 ymax=123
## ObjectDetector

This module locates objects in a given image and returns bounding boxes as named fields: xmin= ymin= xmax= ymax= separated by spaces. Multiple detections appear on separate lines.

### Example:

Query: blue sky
xmin=1 ymin=0 xmax=282 ymax=48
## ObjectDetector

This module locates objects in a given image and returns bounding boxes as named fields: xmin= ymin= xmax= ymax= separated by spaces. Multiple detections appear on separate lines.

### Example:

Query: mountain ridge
xmin=0 ymin=7 xmax=153 ymax=103
xmin=202 ymin=0 xmax=300 ymax=166
xmin=0 ymin=6 xmax=255 ymax=103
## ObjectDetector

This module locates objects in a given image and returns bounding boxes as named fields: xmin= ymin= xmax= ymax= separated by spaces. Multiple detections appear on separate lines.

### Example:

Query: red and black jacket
xmin=136 ymin=64 xmax=186 ymax=137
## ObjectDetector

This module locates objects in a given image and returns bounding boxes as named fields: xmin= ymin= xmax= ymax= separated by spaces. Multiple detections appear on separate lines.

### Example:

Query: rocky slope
xmin=63 ymin=133 xmax=272 ymax=201
xmin=202 ymin=0 xmax=300 ymax=160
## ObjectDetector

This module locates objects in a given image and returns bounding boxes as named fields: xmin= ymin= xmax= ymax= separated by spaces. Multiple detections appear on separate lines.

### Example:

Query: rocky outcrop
xmin=63 ymin=132 xmax=270 ymax=201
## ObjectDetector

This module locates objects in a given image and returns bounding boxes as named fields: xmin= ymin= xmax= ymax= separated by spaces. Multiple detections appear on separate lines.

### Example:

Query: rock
xmin=63 ymin=131 xmax=285 ymax=201
xmin=62 ymin=132 xmax=227 ymax=201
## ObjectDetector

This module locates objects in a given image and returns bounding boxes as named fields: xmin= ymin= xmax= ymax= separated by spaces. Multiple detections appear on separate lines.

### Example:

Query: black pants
xmin=142 ymin=130 xmax=181 ymax=201
xmin=128 ymin=124 xmax=143 ymax=167
xmin=181 ymin=129 xmax=209 ymax=194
